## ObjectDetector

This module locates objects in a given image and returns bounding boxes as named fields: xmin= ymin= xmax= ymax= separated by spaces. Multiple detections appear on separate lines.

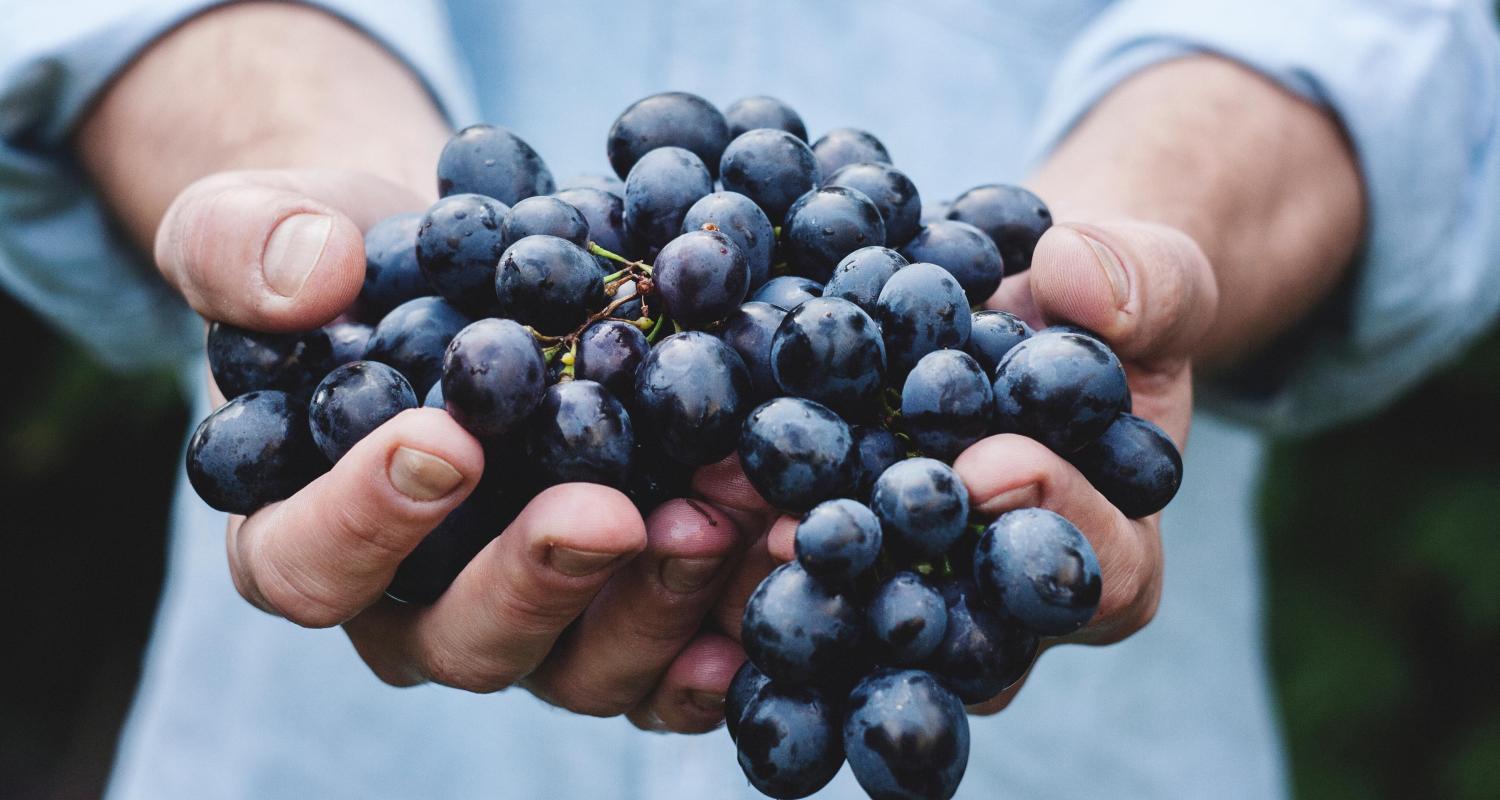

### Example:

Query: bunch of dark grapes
xmin=185 ymin=91 xmax=1185 ymax=798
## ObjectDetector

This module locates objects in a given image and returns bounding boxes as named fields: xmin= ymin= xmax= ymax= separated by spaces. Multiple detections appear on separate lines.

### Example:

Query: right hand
xmin=160 ymin=167 xmax=768 ymax=733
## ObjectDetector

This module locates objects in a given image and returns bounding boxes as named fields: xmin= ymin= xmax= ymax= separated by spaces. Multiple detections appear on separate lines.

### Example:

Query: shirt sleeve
xmin=1025 ymin=0 xmax=1500 ymax=435
xmin=0 ymin=0 xmax=478 ymax=371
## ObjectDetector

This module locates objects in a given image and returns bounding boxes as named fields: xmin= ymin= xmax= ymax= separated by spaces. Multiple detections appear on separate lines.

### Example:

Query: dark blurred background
xmin=3 ymin=289 xmax=1498 ymax=800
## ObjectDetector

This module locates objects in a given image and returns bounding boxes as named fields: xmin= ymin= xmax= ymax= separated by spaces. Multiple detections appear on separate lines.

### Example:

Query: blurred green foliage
xmin=1261 ymin=324 xmax=1500 ymax=800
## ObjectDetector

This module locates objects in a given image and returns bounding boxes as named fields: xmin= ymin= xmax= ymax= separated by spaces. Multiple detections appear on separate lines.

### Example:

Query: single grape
xmin=849 ymin=426 xmax=903 ymax=502
xmin=387 ymin=477 xmax=521 ymax=604
xmin=574 ymin=319 xmax=649 ymax=405
xmin=844 ymin=669 xmax=969 ymax=800
xmin=991 ymin=331 xmax=1128 ymax=453
xmin=724 ymin=95 xmax=808 ymax=141
xmin=736 ymin=683 xmax=844 ymax=799
xmin=925 ymin=578 xmax=1038 ymax=703
xmin=900 ymin=349 xmax=993 ymax=462
xmin=416 ymin=193 xmax=509 ymax=315
xmin=810 ymin=127 xmax=891 ymax=177
xmin=717 ymin=301 xmax=788 ymax=400
xmin=899 ymin=220 xmax=1004 ymax=305
xmin=795 ymin=498 xmax=883 ymax=586
xmin=946 ymin=184 xmax=1052 ymax=275
xmin=607 ymin=91 xmax=730 ymax=179
xmin=206 ymin=322 xmax=334 ymax=402
xmin=1069 ymin=412 xmax=1183 ymax=518
xmin=782 ymin=186 xmax=886 ymax=282
xmin=719 ymin=128 xmax=821 ymax=222
xmin=868 ymin=572 xmax=948 ymax=665
xmin=494 ymin=234 xmax=605 ymax=335
xmin=436 ymin=124 xmax=554 ymax=205
xmin=652 ymin=229 xmax=750 ymax=326
xmin=623 ymin=146 xmax=714 ymax=250
xmin=633 ymin=331 xmax=753 ymax=465
xmin=823 ymin=245 xmax=907 ymax=315
xmin=440 ymin=318 xmax=546 ymax=437
xmin=742 ymin=561 xmax=864 ymax=685
xmin=324 ymin=321 xmax=373 ymax=366
xmin=682 ymin=191 xmax=775 ymax=289
xmin=770 ymin=296 xmax=886 ymax=418
xmin=738 ymin=397 xmax=854 ymax=513
xmin=525 ymin=380 xmax=634 ymax=489
xmin=500 ymin=195 xmax=590 ymax=251
xmin=364 ymin=296 xmax=472 ymax=396
xmin=185 ymin=390 xmax=326 ymax=515
xmin=875 ymin=262 xmax=972 ymax=379
xmin=750 ymin=275 xmax=823 ymax=311
xmin=870 ymin=458 xmax=969 ymax=561
xmin=307 ymin=361 xmax=419 ymax=463
xmin=965 ymin=310 xmax=1033 ymax=375
xmin=726 ymin=659 xmax=771 ymax=743
xmin=824 ymin=162 xmax=921 ymax=247
xmin=974 ymin=508 xmax=1102 ymax=636
xmin=359 ymin=212 xmax=430 ymax=319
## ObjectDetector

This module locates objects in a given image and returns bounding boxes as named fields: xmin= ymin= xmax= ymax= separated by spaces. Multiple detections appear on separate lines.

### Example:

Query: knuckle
xmin=253 ymin=546 xmax=359 ymax=628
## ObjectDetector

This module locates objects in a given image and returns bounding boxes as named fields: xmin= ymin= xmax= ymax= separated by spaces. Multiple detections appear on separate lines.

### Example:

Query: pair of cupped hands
xmin=159 ymin=166 xmax=1217 ymax=732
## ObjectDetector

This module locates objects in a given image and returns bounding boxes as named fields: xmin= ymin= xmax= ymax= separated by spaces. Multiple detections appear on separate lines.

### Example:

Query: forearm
xmin=1028 ymin=55 xmax=1365 ymax=367
xmin=75 ymin=2 xmax=450 ymax=250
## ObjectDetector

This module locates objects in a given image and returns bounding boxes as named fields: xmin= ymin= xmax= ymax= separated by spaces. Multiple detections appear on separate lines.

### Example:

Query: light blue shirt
xmin=3 ymin=1 xmax=1498 ymax=798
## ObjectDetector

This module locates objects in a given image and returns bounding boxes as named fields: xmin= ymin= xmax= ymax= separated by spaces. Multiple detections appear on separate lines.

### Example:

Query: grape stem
xmin=589 ymin=241 xmax=653 ymax=274
xmin=525 ymin=250 xmax=659 ymax=355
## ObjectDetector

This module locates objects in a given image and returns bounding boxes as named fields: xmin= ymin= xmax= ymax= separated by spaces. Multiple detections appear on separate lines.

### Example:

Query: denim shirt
xmin=3 ymin=1 xmax=1498 ymax=797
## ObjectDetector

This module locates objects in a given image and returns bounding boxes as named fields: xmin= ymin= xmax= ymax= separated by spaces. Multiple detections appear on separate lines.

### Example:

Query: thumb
xmin=154 ymin=168 xmax=427 ymax=331
xmin=1028 ymin=221 xmax=1219 ymax=363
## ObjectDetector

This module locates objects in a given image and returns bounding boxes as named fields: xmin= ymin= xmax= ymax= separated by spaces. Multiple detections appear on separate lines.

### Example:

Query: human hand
xmin=157 ymin=167 xmax=761 ymax=732
xmin=700 ymin=217 xmax=1219 ymax=716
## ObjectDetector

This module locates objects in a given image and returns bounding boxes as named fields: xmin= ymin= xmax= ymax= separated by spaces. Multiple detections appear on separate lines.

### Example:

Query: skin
xmin=76 ymin=4 xmax=1362 ymax=728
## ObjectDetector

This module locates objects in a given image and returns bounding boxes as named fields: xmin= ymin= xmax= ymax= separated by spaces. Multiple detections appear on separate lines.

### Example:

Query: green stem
xmin=588 ymin=242 xmax=631 ymax=265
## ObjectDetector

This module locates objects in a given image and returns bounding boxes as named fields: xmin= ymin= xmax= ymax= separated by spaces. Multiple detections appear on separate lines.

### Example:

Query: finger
xmin=693 ymin=452 xmax=775 ymax=517
xmin=355 ymin=483 xmax=647 ymax=693
xmin=155 ymin=168 xmax=425 ymax=331
xmin=628 ymin=634 xmax=746 ymax=734
xmin=523 ymin=499 xmax=744 ymax=716
xmin=984 ymin=270 xmax=1045 ymax=330
xmin=709 ymin=527 xmax=782 ymax=641
xmin=953 ymin=434 xmax=1161 ymax=643
xmin=229 ymin=408 xmax=483 ymax=627
xmin=1027 ymin=221 xmax=1219 ymax=363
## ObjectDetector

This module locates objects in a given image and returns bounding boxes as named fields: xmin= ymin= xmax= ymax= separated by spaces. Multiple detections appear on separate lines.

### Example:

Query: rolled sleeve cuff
xmin=1025 ymin=0 xmax=1500 ymax=434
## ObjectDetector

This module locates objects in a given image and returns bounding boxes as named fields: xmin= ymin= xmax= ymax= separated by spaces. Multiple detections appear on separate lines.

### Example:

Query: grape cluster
xmin=184 ymin=91 xmax=1185 ymax=798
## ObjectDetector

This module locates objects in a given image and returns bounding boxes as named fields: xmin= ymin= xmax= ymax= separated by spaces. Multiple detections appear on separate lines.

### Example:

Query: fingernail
xmin=980 ymin=483 xmax=1041 ymax=515
xmin=550 ymin=547 xmax=620 ymax=577
xmin=388 ymin=446 xmax=464 ymax=501
xmin=1078 ymin=232 xmax=1129 ymax=308
xmin=263 ymin=213 xmax=332 ymax=297
xmin=659 ymin=557 xmax=723 ymax=594
xmin=687 ymin=690 xmax=724 ymax=714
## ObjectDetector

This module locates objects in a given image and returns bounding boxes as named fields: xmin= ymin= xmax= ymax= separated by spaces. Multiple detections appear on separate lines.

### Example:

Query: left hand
xmin=691 ymin=217 xmax=1219 ymax=716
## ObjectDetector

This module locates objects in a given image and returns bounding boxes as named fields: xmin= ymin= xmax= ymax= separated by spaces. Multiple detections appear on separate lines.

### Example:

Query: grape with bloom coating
xmin=844 ymin=669 xmax=970 ymax=800
xmin=633 ymin=332 xmax=753 ymax=466
xmin=770 ymin=296 xmax=886 ymax=418
xmin=720 ymin=128 xmax=821 ymax=222
xmin=652 ymin=229 xmax=750 ymax=326
xmin=440 ymin=318 xmax=546 ymax=438
xmin=975 ymin=508 xmax=1102 ymax=636
xmin=783 ymin=186 xmax=887 ymax=282
xmin=739 ymin=397 xmax=854 ymax=513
